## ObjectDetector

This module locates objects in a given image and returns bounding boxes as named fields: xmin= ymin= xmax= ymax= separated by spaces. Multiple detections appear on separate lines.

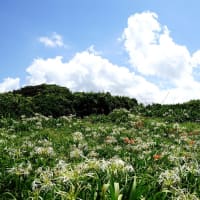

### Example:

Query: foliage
xmin=108 ymin=108 xmax=130 ymax=123
xmin=2 ymin=83 xmax=200 ymax=122
xmin=0 ymin=84 xmax=138 ymax=118
xmin=0 ymin=93 xmax=34 ymax=118
xmin=142 ymin=100 xmax=200 ymax=122
xmin=1 ymin=110 xmax=200 ymax=199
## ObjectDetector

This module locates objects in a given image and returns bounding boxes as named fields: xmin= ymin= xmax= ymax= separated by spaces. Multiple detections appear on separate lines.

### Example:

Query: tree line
xmin=1 ymin=83 xmax=200 ymax=122
xmin=143 ymin=100 xmax=200 ymax=122
xmin=0 ymin=84 xmax=138 ymax=118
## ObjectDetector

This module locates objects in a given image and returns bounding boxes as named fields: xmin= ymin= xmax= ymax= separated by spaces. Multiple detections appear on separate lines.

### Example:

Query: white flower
xmin=114 ymin=145 xmax=122 ymax=151
xmin=70 ymin=148 xmax=83 ymax=159
xmin=33 ymin=146 xmax=55 ymax=156
xmin=158 ymin=167 xmax=181 ymax=188
xmin=88 ymin=150 xmax=99 ymax=158
xmin=32 ymin=179 xmax=41 ymax=191
xmin=72 ymin=131 xmax=83 ymax=142
xmin=105 ymin=136 xmax=117 ymax=144
xmin=8 ymin=161 xmax=32 ymax=176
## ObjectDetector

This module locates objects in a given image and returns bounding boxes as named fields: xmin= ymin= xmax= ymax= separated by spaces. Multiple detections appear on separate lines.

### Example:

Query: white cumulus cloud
xmin=25 ymin=47 xmax=200 ymax=104
xmin=26 ymin=50 xmax=161 ymax=103
xmin=122 ymin=11 xmax=200 ymax=85
xmin=0 ymin=77 xmax=20 ymax=93
xmin=39 ymin=32 xmax=65 ymax=48
xmin=23 ymin=11 xmax=200 ymax=104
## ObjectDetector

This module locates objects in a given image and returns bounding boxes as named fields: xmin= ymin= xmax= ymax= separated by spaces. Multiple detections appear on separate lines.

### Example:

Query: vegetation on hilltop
xmin=0 ymin=84 xmax=138 ymax=118
xmin=0 ymin=83 xmax=200 ymax=123
xmin=143 ymin=100 xmax=200 ymax=122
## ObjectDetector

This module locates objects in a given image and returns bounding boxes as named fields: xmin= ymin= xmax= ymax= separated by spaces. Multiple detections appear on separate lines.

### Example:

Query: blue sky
xmin=1 ymin=0 xmax=200 ymax=103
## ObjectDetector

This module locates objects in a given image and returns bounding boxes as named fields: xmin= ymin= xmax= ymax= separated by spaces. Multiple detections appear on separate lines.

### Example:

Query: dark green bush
xmin=0 ymin=84 xmax=138 ymax=118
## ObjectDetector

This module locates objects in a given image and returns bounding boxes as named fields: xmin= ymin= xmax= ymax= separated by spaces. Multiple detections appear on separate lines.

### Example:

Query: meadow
xmin=0 ymin=109 xmax=200 ymax=199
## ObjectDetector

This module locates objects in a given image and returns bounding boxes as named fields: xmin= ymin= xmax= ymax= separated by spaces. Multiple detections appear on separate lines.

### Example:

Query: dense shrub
xmin=142 ymin=100 xmax=200 ymax=122
xmin=0 ymin=93 xmax=34 ymax=117
xmin=0 ymin=84 xmax=138 ymax=118
xmin=108 ymin=108 xmax=130 ymax=123
xmin=2 ymin=83 xmax=200 ymax=122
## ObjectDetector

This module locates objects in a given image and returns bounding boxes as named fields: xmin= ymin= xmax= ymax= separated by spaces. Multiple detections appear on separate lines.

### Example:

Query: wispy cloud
xmin=38 ymin=32 xmax=65 ymax=48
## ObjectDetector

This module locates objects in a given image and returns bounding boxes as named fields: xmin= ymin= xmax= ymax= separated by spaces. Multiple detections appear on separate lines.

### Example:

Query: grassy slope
xmin=0 ymin=111 xmax=200 ymax=199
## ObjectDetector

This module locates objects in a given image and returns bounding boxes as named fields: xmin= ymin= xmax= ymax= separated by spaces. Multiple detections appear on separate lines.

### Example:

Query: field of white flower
xmin=0 ymin=109 xmax=200 ymax=199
